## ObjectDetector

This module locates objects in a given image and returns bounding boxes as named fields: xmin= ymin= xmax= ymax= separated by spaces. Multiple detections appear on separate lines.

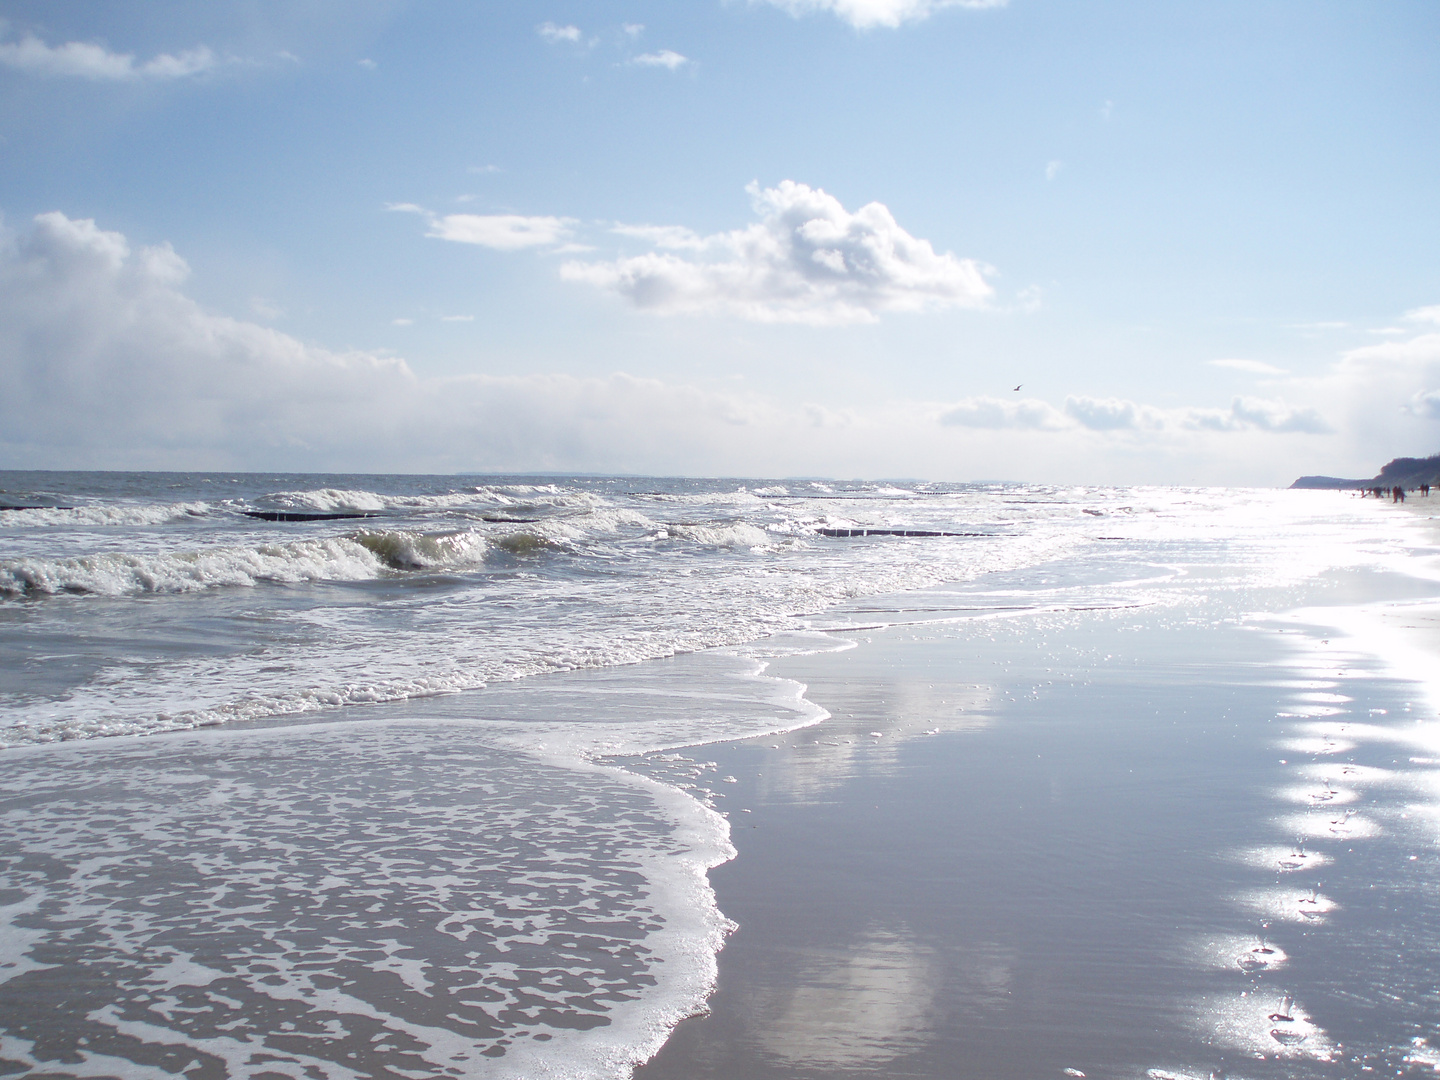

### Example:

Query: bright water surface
xmin=1 ymin=472 xmax=1437 ymax=1079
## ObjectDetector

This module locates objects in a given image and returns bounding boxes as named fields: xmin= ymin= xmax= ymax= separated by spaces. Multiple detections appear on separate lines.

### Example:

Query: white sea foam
xmin=658 ymin=522 xmax=774 ymax=548
xmin=0 ymin=536 xmax=387 ymax=597
xmin=5 ymin=483 xmax=1427 ymax=746
xmin=0 ymin=500 xmax=212 ymax=527
xmin=0 ymin=719 xmax=741 ymax=1080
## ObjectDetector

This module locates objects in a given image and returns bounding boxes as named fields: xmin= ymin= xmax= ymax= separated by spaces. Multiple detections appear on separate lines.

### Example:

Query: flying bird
xmin=1012 ymin=384 xmax=1022 ymax=392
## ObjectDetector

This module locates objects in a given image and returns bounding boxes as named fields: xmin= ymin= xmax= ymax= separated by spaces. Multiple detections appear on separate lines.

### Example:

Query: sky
xmin=1 ymin=0 xmax=1437 ymax=483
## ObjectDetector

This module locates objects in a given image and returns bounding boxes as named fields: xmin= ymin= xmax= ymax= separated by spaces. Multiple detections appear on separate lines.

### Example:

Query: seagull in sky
xmin=1012 ymin=384 xmax=1022 ymax=392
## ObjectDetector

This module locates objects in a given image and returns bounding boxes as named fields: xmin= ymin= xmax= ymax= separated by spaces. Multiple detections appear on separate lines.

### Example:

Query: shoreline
xmin=635 ymin=549 xmax=1440 ymax=1078
xmin=4 ymin=489 xmax=1440 ymax=1078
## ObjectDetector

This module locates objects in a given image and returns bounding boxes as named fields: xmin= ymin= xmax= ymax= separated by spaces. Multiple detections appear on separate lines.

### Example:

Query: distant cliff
xmin=1291 ymin=453 xmax=1440 ymax=490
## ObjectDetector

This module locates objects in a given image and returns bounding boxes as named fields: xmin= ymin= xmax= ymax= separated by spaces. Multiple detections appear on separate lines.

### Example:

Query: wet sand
xmin=634 ymin=582 xmax=1440 ymax=1079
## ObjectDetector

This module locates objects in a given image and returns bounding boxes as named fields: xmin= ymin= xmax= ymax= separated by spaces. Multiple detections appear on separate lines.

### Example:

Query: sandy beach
xmin=637 ymin=517 xmax=1440 ymax=1079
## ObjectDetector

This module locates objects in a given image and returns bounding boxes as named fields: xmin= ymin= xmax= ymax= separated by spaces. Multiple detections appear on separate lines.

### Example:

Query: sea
xmin=1 ymin=471 xmax=1438 ymax=1080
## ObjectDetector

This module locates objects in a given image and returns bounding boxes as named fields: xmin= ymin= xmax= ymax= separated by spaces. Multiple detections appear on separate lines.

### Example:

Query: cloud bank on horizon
xmin=3 ymin=211 xmax=1435 ymax=482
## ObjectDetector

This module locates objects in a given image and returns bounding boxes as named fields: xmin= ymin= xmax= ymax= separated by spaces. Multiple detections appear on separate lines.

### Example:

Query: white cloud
xmin=391 ymin=203 xmax=575 ymax=251
xmin=0 ymin=211 xmax=786 ymax=472
xmin=1410 ymin=389 xmax=1440 ymax=419
xmin=357 ymin=58 xmax=377 ymax=70
xmin=758 ymin=0 xmax=1008 ymax=30
xmin=937 ymin=396 xmax=1066 ymax=430
xmin=441 ymin=314 xmax=474 ymax=322
xmin=1405 ymin=304 xmax=1440 ymax=325
xmin=1182 ymin=397 xmax=1332 ymax=434
xmin=391 ymin=317 xmax=414 ymax=326
xmin=538 ymin=22 xmax=583 ymax=43
xmin=1044 ymin=160 xmax=1062 ymax=181
xmin=1298 ymin=329 xmax=1440 ymax=460
xmin=0 ymin=33 xmax=214 ymax=80
xmin=427 ymin=213 xmax=574 ymax=250
xmin=937 ymin=393 xmax=1332 ymax=437
xmin=1208 ymin=357 xmax=1288 ymax=375
xmin=563 ymin=180 xmax=993 ymax=325
xmin=633 ymin=50 xmax=689 ymax=70
xmin=611 ymin=224 xmax=709 ymax=250
xmin=1064 ymin=395 xmax=1157 ymax=431
xmin=624 ymin=23 xmax=646 ymax=37
xmin=468 ymin=164 xmax=502 ymax=174
xmin=6 ymin=214 xmax=1423 ymax=485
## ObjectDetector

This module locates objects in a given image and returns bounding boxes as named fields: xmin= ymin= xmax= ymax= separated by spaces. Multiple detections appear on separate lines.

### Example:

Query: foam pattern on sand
xmin=0 ymin=722 xmax=731 ymax=1080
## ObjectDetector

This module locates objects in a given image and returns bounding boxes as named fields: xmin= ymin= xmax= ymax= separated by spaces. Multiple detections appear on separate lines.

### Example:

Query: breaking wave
xmin=0 ymin=501 xmax=213 ymax=527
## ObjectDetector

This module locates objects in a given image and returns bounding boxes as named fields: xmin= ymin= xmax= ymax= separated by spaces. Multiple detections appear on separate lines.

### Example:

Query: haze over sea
xmin=2 ymin=471 xmax=1439 ymax=1078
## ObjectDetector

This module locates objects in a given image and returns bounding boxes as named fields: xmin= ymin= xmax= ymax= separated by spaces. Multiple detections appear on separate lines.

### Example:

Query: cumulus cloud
xmin=389 ymin=203 xmax=574 ymax=250
xmin=0 ymin=212 xmax=799 ymax=472
xmin=609 ymin=224 xmax=708 ymax=249
xmin=1064 ymin=396 xmax=1155 ymax=431
xmin=937 ymin=393 xmax=1332 ymax=437
xmin=1209 ymin=357 xmax=1288 ymax=375
xmin=3 ymin=211 xmax=964 ymax=475
xmin=1219 ymin=397 xmax=1331 ymax=434
xmin=427 ymin=214 xmax=574 ymax=249
xmin=1301 ymin=327 xmax=1440 ymax=459
xmin=563 ymin=180 xmax=993 ymax=325
xmin=758 ymin=0 xmax=1008 ymax=29
xmin=632 ymin=50 xmax=689 ymax=70
xmin=1410 ymin=389 xmax=1440 ymax=419
xmin=937 ymin=397 xmax=1065 ymax=430
xmin=7 ymin=213 xmax=1423 ymax=485
xmin=537 ymin=22 xmax=583 ymax=44
xmin=1406 ymin=304 xmax=1440 ymax=326
xmin=0 ymin=32 xmax=215 ymax=79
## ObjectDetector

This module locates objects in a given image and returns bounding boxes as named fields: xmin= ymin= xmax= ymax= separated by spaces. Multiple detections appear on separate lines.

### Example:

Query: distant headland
xmin=1291 ymin=453 xmax=1440 ymax=490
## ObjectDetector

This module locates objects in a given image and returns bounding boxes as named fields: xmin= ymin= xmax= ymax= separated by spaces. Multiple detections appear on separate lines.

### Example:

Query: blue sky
xmin=2 ymin=0 xmax=1437 ymax=482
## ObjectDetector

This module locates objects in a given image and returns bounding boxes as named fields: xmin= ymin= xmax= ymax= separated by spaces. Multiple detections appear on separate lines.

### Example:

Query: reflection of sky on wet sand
xmin=739 ymin=629 xmax=996 ymax=804
xmin=638 ymin=573 xmax=1440 ymax=1080
xmin=749 ymin=926 xmax=941 ymax=1069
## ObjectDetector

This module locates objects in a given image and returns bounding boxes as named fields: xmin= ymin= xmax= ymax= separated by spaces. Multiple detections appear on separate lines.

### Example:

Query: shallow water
xmin=639 ymin=571 xmax=1440 ymax=1079
xmin=2 ymin=472 xmax=1438 ymax=1078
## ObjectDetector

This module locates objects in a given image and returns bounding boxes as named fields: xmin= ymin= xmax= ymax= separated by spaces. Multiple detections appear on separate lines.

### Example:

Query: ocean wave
xmin=258 ymin=484 xmax=605 ymax=515
xmin=260 ymin=487 xmax=391 ymax=512
xmin=0 ymin=525 xmax=571 ymax=598
xmin=354 ymin=529 xmax=491 ymax=570
xmin=0 ymin=537 xmax=386 ymax=597
xmin=0 ymin=501 xmax=213 ymax=527
xmin=658 ymin=522 xmax=775 ymax=548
